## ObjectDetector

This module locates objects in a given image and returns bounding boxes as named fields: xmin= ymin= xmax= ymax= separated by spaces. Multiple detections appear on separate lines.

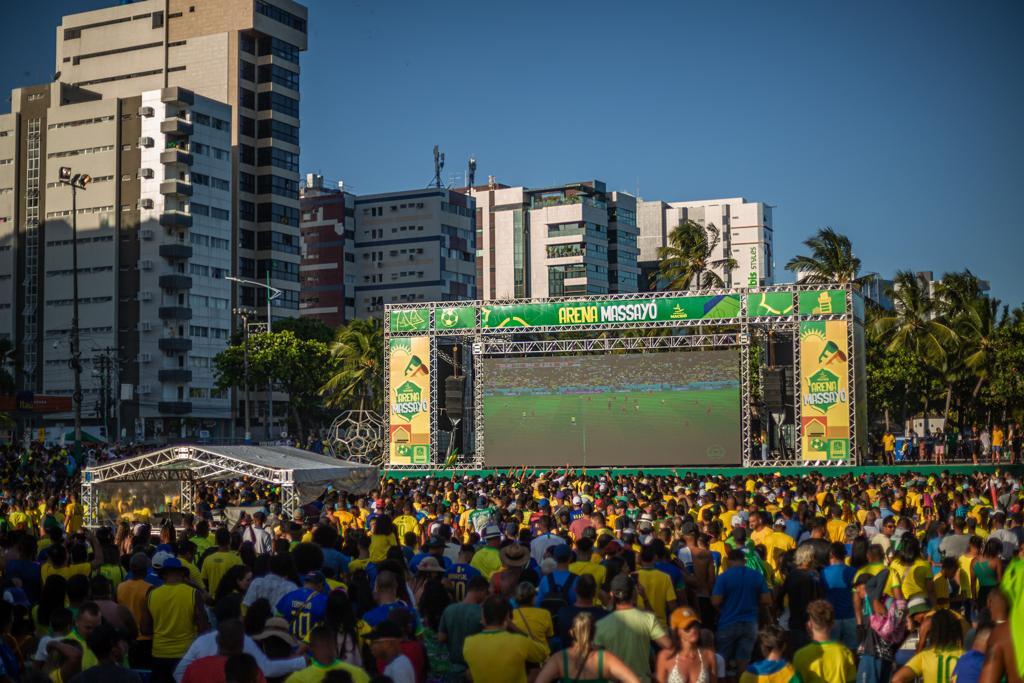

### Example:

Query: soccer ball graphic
xmin=439 ymin=308 xmax=459 ymax=327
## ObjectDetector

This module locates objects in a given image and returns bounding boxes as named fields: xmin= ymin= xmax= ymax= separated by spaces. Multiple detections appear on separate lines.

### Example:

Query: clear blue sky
xmin=3 ymin=1 xmax=1022 ymax=304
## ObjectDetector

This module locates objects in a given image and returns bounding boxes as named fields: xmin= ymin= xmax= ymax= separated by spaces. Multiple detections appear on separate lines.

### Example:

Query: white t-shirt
xmin=383 ymin=654 xmax=417 ymax=683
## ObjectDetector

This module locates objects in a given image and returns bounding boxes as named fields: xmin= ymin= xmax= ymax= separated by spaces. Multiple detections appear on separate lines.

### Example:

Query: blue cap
xmin=157 ymin=557 xmax=185 ymax=573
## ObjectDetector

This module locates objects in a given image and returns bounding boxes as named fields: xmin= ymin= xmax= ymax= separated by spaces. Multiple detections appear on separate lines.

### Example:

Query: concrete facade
xmin=299 ymin=174 xmax=356 ymax=328
xmin=637 ymin=196 xmax=775 ymax=290
xmin=467 ymin=179 xmax=639 ymax=300
xmin=55 ymin=0 xmax=308 ymax=319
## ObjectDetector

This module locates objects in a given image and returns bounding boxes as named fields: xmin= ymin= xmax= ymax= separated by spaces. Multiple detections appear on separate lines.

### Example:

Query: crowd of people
xmin=1 ymin=446 xmax=1024 ymax=682
xmin=877 ymin=423 xmax=1021 ymax=465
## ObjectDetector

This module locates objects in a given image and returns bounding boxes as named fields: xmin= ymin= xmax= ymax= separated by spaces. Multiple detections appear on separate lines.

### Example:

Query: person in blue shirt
xmin=711 ymin=548 xmax=772 ymax=677
xmin=446 ymin=544 xmax=482 ymax=602
xmin=409 ymin=537 xmax=453 ymax=574
xmin=312 ymin=526 xmax=350 ymax=578
xmin=822 ymin=542 xmax=857 ymax=652
xmin=361 ymin=569 xmax=419 ymax=630
xmin=275 ymin=571 xmax=330 ymax=642
xmin=782 ymin=508 xmax=803 ymax=543
xmin=535 ymin=544 xmax=579 ymax=608
xmin=951 ymin=617 xmax=990 ymax=683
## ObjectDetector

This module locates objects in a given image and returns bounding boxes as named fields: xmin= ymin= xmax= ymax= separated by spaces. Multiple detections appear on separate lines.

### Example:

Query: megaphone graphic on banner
xmin=818 ymin=340 xmax=847 ymax=365
xmin=404 ymin=355 xmax=428 ymax=376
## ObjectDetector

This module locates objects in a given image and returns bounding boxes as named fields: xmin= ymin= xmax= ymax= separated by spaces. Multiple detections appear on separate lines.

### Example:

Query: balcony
xmin=159 ymin=274 xmax=193 ymax=290
xmin=161 ymin=117 xmax=193 ymax=136
xmin=160 ymin=179 xmax=193 ymax=198
xmin=160 ymin=148 xmax=193 ymax=165
xmin=157 ymin=400 xmax=192 ymax=415
xmin=158 ymin=369 xmax=193 ymax=383
xmin=158 ymin=306 xmax=192 ymax=320
xmin=161 ymin=87 xmax=194 ymax=106
xmin=158 ymin=337 xmax=192 ymax=352
xmin=159 ymin=243 xmax=192 ymax=260
xmin=160 ymin=210 xmax=193 ymax=228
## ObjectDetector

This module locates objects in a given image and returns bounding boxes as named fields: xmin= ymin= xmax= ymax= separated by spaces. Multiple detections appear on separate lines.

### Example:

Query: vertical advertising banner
xmin=388 ymin=336 xmax=431 ymax=465
xmin=799 ymin=320 xmax=850 ymax=460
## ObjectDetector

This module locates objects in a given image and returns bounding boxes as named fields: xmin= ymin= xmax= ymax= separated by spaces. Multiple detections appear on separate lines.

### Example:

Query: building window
xmin=257 ymin=147 xmax=299 ymax=173
xmin=257 ymin=202 xmax=299 ymax=226
xmin=257 ymin=174 xmax=298 ymax=198
xmin=257 ymin=230 xmax=299 ymax=255
xmin=257 ymin=63 xmax=299 ymax=91
xmin=255 ymin=0 xmax=306 ymax=33
xmin=239 ymin=172 xmax=255 ymax=194
xmin=238 ymin=87 xmax=255 ymax=110
xmin=239 ymin=60 xmax=255 ymax=82
xmin=239 ymin=115 xmax=255 ymax=138
xmin=256 ymin=258 xmax=299 ymax=282
xmin=257 ymin=36 xmax=300 ymax=63
xmin=239 ymin=200 xmax=255 ymax=221
xmin=256 ymin=118 xmax=299 ymax=145
xmin=257 ymin=91 xmax=299 ymax=118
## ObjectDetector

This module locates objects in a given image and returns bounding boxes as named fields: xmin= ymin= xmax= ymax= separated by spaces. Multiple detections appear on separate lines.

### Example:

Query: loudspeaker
xmin=445 ymin=376 xmax=466 ymax=421
xmin=763 ymin=368 xmax=787 ymax=410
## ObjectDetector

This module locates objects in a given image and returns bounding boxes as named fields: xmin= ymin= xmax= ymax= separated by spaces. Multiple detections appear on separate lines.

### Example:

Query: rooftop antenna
xmin=467 ymin=156 xmax=477 ymax=188
xmin=431 ymin=145 xmax=445 ymax=189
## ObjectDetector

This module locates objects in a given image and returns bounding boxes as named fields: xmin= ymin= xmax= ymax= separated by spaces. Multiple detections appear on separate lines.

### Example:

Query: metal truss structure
xmin=81 ymin=445 xmax=300 ymax=525
xmin=383 ymin=284 xmax=864 ymax=471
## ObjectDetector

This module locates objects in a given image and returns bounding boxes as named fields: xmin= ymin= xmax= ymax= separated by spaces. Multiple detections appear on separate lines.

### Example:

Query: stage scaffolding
xmin=383 ymin=284 xmax=865 ymax=470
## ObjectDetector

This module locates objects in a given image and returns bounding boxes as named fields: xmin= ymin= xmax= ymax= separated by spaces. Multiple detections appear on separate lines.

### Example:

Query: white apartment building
xmin=638 ymin=197 xmax=774 ymax=290
xmin=468 ymin=180 xmax=639 ymax=300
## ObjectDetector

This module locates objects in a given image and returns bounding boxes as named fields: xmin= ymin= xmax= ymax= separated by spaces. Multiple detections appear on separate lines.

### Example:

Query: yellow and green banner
xmin=388 ymin=336 xmax=431 ymax=465
xmin=799 ymin=320 xmax=850 ymax=460
xmin=746 ymin=291 xmax=795 ymax=317
xmin=798 ymin=290 xmax=847 ymax=316
xmin=480 ymin=294 xmax=741 ymax=329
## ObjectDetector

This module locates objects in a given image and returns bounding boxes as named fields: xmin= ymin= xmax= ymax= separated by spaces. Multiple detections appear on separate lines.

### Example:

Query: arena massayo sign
xmin=388 ymin=336 xmax=431 ymax=465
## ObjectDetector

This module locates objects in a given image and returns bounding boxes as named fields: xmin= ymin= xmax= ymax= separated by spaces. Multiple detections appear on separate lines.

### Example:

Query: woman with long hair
xmin=33 ymin=575 xmax=67 ymax=637
xmin=654 ymin=607 xmax=716 ymax=683
xmin=891 ymin=609 xmax=964 ymax=682
xmin=973 ymin=537 xmax=1003 ymax=606
xmin=535 ymin=612 xmax=638 ymax=683
xmin=369 ymin=515 xmax=399 ymax=563
xmin=324 ymin=590 xmax=362 ymax=666
xmin=214 ymin=564 xmax=254 ymax=603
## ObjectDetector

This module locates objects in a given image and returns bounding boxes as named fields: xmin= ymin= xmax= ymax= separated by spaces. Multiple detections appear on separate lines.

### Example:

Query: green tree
xmin=985 ymin=319 xmax=1024 ymax=419
xmin=214 ymin=330 xmax=334 ymax=440
xmin=0 ymin=337 xmax=14 ymax=394
xmin=270 ymin=316 xmax=334 ymax=344
xmin=320 ymin=318 xmax=384 ymax=414
xmin=654 ymin=220 xmax=737 ymax=290
xmin=785 ymin=227 xmax=871 ymax=285
xmin=871 ymin=271 xmax=957 ymax=433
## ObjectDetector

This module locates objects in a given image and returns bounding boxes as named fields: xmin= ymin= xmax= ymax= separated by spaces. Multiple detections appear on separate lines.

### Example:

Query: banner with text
xmin=388 ymin=336 xmax=431 ymax=465
xmin=480 ymin=294 xmax=741 ymax=329
xmin=799 ymin=320 xmax=850 ymax=460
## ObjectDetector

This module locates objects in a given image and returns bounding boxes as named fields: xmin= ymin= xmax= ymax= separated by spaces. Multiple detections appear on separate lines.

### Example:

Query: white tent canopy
xmin=82 ymin=444 xmax=378 ymax=525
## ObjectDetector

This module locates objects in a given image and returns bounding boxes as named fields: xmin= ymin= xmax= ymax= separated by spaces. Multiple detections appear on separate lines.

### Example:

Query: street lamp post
xmin=232 ymin=307 xmax=253 ymax=444
xmin=226 ymin=276 xmax=282 ymax=441
xmin=59 ymin=167 xmax=91 ymax=458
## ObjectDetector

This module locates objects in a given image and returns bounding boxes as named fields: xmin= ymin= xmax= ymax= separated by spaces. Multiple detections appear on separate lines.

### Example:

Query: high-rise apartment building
xmin=297 ymin=177 xmax=477 ymax=324
xmin=299 ymin=174 xmax=355 ymax=328
xmin=637 ymin=197 xmax=774 ymax=290
xmin=0 ymin=83 xmax=233 ymax=441
xmin=467 ymin=179 xmax=639 ymax=300
xmin=55 ymin=0 xmax=308 ymax=316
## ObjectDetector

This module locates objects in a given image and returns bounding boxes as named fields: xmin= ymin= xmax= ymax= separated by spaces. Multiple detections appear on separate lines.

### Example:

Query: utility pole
xmin=233 ymin=308 xmax=252 ymax=443
xmin=225 ymin=276 xmax=281 ymax=442
xmin=59 ymin=167 xmax=91 ymax=459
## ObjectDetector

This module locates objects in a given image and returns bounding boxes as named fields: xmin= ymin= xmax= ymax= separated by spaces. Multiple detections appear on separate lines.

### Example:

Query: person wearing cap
xmin=462 ymin=596 xmax=549 ymax=683
xmin=409 ymin=535 xmax=453 ymax=575
xmin=469 ymin=524 xmax=504 ymax=580
xmin=792 ymin=600 xmax=855 ymax=683
xmin=594 ymin=573 xmax=671 ymax=683
xmin=535 ymin=544 xmax=579 ymax=610
xmin=468 ymin=495 xmax=497 ymax=537
xmin=283 ymin=625 xmax=369 ymax=683
xmin=140 ymin=557 xmax=209 ymax=683
xmin=367 ymin=620 xmax=416 ymax=683
xmin=274 ymin=571 xmax=329 ymax=643
xmin=654 ymin=606 xmax=717 ymax=682
xmin=762 ymin=516 xmax=796 ymax=575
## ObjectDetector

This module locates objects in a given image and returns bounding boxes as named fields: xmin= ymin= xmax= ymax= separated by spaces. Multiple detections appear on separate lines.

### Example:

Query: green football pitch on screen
xmin=480 ymin=350 xmax=741 ymax=467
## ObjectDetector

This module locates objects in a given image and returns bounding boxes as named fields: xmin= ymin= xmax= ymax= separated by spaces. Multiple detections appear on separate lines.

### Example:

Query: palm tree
xmin=785 ymin=227 xmax=872 ymax=285
xmin=320 ymin=317 xmax=384 ymax=414
xmin=872 ymin=271 xmax=957 ymax=434
xmin=653 ymin=220 xmax=737 ymax=291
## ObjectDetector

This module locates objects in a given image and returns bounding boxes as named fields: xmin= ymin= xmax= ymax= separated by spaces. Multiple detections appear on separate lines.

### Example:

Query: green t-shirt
xmin=594 ymin=607 xmax=667 ymax=682
xmin=438 ymin=602 xmax=483 ymax=669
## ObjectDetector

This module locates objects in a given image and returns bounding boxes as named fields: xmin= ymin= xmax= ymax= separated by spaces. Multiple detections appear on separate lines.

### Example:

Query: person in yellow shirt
xmin=511 ymin=583 xmax=554 ymax=647
xmin=762 ymin=519 xmax=796 ymax=575
xmin=463 ymin=596 xmax=549 ymax=683
xmin=635 ymin=546 xmax=676 ymax=627
xmin=368 ymin=517 xmax=399 ymax=563
xmin=882 ymin=430 xmax=896 ymax=465
xmin=41 ymin=528 xmax=102 ymax=584
xmin=826 ymin=506 xmax=848 ymax=544
xmin=568 ymin=537 xmax=607 ymax=595
xmin=140 ymin=558 xmax=209 ymax=681
xmin=284 ymin=624 xmax=370 ymax=683
xmin=392 ymin=502 xmax=421 ymax=542
xmin=200 ymin=529 xmax=243 ymax=595
xmin=469 ymin=525 xmax=504 ymax=580
xmin=792 ymin=600 xmax=855 ymax=683
xmin=891 ymin=609 xmax=964 ymax=683
xmin=63 ymin=495 xmax=84 ymax=535
xmin=739 ymin=625 xmax=801 ymax=683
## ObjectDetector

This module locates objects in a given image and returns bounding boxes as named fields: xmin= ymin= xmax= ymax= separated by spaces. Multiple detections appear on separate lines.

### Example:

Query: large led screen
xmin=481 ymin=350 xmax=741 ymax=467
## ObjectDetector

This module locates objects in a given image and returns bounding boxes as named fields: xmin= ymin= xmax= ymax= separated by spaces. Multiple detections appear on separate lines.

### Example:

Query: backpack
xmin=539 ymin=572 xmax=578 ymax=615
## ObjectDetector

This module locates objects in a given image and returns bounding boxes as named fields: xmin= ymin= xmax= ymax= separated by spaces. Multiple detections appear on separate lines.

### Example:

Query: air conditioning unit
xmin=138 ymin=169 xmax=154 ymax=180
xmin=138 ymin=106 xmax=155 ymax=117
xmin=136 ymin=384 xmax=152 ymax=395
xmin=136 ymin=321 xmax=152 ymax=332
xmin=139 ymin=259 xmax=154 ymax=271
xmin=138 ymin=136 xmax=154 ymax=148
xmin=137 ymin=353 xmax=152 ymax=363
xmin=140 ymin=229 xmax=155 ymax=241
xmin=139 ymin=199 xmax=154 ymax=210
xmin=139 ymin=291 xmax=153 ymax=302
